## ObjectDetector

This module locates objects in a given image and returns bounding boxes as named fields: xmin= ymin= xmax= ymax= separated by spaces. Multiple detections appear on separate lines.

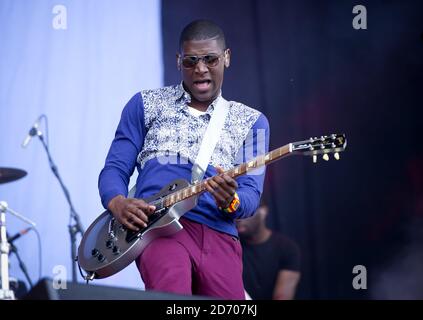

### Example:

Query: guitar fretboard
xmin=162 ymin=144 xmax=291 ymax=208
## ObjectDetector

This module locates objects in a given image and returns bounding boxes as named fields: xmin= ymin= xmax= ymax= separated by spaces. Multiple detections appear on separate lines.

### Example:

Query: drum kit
xmin=0 ymin=167 xmax=36 ymax=300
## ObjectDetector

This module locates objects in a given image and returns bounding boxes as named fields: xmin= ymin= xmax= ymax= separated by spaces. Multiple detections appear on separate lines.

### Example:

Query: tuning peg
xmin=313 ymin=155 xmax=317 ymax=163
xmin=323 ymin=154 xmax=329 ymax=161
xmin=334 ymin=152 xmax=340 ymax=160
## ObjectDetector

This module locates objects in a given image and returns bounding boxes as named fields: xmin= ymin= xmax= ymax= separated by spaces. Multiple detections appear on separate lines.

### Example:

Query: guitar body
xmin=77 ymin=179 xmax=197 ymax=279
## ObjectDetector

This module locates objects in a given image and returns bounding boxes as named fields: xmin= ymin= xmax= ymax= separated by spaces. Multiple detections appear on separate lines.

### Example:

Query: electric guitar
xmin=77 ymin=134 xmax=347 ymax=280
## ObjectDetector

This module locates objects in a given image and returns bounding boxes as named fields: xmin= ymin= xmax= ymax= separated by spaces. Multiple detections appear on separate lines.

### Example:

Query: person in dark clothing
xmin=236 ymin=204 xmax=301 ymax=300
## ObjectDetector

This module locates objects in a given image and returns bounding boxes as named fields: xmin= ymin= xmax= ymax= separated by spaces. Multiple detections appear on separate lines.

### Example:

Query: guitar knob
xmin=334 ymin=152 xmax=340 ymax=160
xmin=112 ymin=246 xmax=120 ymax=255
xmin=97 ymin=254 xmax=106 ymax=262
xmin=106 ymin=240 xmax=113 ymax=248
xmin=313 ymin=155 xmax=317 ymax=163
xmin=91 ymin=248 xmax=99 ymax=257
xmin=323 ymin=154 xmax=329 ymax=161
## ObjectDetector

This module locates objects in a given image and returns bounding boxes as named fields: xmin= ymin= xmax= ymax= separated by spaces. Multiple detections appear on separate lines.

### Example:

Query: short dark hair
xmin=179 ymin=19 xmax=226 ymax=51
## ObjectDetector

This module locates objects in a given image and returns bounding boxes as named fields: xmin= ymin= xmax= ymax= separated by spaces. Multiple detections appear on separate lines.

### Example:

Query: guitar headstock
xmin=291 ymin=133 xmax=347 ymax=163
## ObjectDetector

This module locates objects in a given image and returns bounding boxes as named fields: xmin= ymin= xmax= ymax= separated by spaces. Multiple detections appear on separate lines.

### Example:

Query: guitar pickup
xmin=125 ymin=209 xmax=166 ymax=243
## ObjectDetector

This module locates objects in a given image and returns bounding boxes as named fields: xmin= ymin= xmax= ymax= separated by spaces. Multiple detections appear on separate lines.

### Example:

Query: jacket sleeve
xmin=232 ymin=113 xmax=270 ymax=219
xmin=98 ymin=93 xmax=146 ymax=209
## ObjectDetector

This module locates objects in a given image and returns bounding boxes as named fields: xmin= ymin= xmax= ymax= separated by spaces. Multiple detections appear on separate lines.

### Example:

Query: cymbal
xmin=0 ymin=167 xmax=27 ymax=184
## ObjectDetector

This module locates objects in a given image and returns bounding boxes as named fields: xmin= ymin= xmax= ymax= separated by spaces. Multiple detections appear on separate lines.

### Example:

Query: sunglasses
xmin=179 ymin=51 xmax=226 ymax=69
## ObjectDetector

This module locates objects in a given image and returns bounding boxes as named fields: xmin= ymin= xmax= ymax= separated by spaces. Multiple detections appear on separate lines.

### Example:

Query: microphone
xmin=22 ymin=116 xmax=42 ymax=148
xmin=7 ymin=227 xmax=32 ymax=244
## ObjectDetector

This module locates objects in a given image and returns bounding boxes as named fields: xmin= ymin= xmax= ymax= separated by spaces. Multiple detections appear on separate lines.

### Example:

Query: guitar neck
xmin=162 ymin=144 xmax=291 ymax=208
xmin=226 ymin=144 xmax=291 ymax=179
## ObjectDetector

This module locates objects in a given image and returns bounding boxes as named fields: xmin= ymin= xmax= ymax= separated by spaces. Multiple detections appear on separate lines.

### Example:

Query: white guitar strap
xmin=128 ymin=96 xmax=230 ymax=198
xmin=191 ymin=96 xmax=230 ymax=184
xmin=128 ymin=178 xmax=137 ymax=198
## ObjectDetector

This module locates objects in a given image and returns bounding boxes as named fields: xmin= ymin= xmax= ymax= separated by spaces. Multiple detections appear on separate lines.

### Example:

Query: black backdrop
xmin=162 ymin=0 xmax=423 ymax=299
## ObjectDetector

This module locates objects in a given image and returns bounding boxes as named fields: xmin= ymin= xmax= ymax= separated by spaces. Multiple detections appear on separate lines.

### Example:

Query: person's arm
xmin=273 ymin=235 xmax=302 ymax=300
xmin=98 ymin=93 xmax=144 ymax=207
xmin=98 ymin=93 xmax=154 ymax=230
xmin=272 ymin=270 xmax=301 ymax=300
xmin=232 ymin=113 xmax=270 ymax=219
xmin=205 ymin=113 xmax=270 ymax=217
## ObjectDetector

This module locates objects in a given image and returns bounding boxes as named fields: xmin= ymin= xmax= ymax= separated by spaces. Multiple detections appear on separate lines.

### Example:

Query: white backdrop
xmin=0 ymin=0 xmax=163 ymax=290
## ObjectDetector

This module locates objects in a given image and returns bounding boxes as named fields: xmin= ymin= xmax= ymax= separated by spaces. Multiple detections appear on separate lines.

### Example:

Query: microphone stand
xmin=37 ymin=133 xmax=85 ymax=283
xmin=7 ymin=235 xmax=33 ymax=289
xmin=0 ymin=201 xmax=37 ymax=300
xmin=0 ymin=204 xmax=14 ymax=300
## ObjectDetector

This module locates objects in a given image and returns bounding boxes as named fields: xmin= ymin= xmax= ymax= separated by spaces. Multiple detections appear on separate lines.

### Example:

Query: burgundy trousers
xmin=136 ymin=217 xmax=245 ymax=299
